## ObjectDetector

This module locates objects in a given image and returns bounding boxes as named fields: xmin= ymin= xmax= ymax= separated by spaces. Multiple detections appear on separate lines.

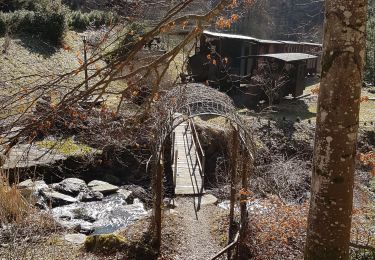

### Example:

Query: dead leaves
xmin=311 ymin=86 xmax=320 ymax=95
xmin=358 ymin=152 xmax=375 ymax=176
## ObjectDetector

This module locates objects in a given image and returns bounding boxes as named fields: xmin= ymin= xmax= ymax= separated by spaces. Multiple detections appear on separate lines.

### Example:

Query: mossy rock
xmin=84 ymin=234 xmax=127 ymax=254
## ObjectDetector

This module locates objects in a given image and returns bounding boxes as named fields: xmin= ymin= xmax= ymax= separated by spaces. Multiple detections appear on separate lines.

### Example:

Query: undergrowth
xmin=243 ymin=195 xmax=375 ymax=260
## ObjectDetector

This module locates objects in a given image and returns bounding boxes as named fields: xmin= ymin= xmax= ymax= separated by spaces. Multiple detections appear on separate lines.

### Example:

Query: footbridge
xmin=172 ymin=115 xmax=205 ymax=195
xmin=150 ymin=83 xmax=255 ymax=258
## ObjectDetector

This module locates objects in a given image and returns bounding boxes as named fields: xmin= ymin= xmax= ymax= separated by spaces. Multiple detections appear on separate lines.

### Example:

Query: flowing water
xmin=51 ymin=193 xmax=149 ymax=235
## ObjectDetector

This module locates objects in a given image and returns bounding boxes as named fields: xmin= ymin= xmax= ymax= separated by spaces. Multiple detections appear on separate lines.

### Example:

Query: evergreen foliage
xmin=0 ymin=0 xmax=117 ymax=45
xmin=69 ymin=10 xmax=116 ymax=31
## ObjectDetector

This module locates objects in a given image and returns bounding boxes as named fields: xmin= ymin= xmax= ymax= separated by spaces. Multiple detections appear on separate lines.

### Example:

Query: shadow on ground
xmin=18 ymin=34 xmax=58 ymax=58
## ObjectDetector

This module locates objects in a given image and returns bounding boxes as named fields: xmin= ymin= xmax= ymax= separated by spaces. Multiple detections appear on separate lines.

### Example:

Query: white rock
xmin=41 ymin=190 xmax=78 ymax=207
xmin=64 ymin=233 xmax=87 ymax=245
xmin=199 ymin=194 xmax=218 ymax=205
xmin=88 ymin=180 xmax=119 ymax=195
xmin=117 ymin=189 xmax=133 ymax=203
xmin=17 ymin=179 xmax=34 ymax=189
xmin=53 ymin=178 xmax=87 ymax=196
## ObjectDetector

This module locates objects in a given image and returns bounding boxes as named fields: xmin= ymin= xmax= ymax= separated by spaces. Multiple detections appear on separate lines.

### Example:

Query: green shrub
xmin=36 ymin=4 xmax=68 ymax=45
xmin=10 ymin=10 xmax=36 ymax=33
xmin=0 ymin=1 xmax=68 ymax=45
xmin=88 ymin=10 xmax=114 ymax=27
xmin=0 ymin=12 xmax=7 ymax=35
xmin=0 ymin=0 xmax=50 ymax=12
xmin=70 ymin=11 xmax=89 ymax=30
xmin=69 ymin=10 xmax=116 ymax=31
xmin=0 ymin=0 xmax=117 ymax=44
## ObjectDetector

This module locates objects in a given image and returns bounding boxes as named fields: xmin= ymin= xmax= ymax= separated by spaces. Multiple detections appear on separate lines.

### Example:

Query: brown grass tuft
xmin=0 ymin=173 xmax=29 ymax=224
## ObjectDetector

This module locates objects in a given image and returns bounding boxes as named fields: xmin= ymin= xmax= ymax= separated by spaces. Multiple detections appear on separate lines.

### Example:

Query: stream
xmin=51 ymin=193 xmax=149 ymax=235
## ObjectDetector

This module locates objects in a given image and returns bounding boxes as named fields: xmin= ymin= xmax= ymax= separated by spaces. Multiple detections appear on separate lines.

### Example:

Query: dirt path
xmin=170 ymin=197 xmax=224 ymax=260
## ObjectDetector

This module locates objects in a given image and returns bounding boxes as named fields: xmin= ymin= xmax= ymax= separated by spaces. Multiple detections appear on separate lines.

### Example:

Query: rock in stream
xmin=51 ymin=194 xmax=148 ymax=235
xmin=16 ymin=178 xmax=149 ymax=235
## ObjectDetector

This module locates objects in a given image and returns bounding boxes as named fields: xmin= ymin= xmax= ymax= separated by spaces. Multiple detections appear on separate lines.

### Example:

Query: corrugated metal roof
xmin=203 ymin=30 xmax=282 ymax=44
xmin=300 ymin=42 xmax=323 ymax=47
xmin=255 ymin=53 xmax=317 ymax=62
xmin=203 ymin=30 xmax=322 ymax=47
xmin=203 ymin=30 xmax=260 ymax=42
xmin=257 ymin=39 xmax=282 ymax=44
xmin=279 ymin=40 xmax=300 ymax=45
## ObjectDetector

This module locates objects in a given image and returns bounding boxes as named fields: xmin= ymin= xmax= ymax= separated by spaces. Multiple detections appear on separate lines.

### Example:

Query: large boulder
xmin=77 ymin=190 xmax=104 ymax=202
xmin=41 ymin=190 xmax=78 ymax=207
xmin=53 ymin=178 xmax=87 ymax=196
xmin=117 ymin=189 xmax=134 ymax=204
xmin=17 ymin=179 xmax=34 ymax=189
xmin=88 ymin=180 xmax=119 ymax=195
xmin=17 ymin=179 xmax=48 ymax=191
xmin=17 ymin=179 xmax=48 ymax=201
xmin=122 ymin=185 xmax=151 ymax=206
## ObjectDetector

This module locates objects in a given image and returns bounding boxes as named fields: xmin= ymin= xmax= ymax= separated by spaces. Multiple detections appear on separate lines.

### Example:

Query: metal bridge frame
xmin=151 ymin=84 xmax=255 ymax=259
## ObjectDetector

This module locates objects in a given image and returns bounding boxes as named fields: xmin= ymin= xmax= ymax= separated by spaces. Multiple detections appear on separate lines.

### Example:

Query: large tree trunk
xmin=304 ymin=1 xmax=368 ymax=259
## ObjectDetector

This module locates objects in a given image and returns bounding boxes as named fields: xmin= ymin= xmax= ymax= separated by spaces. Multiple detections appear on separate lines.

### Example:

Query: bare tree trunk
xmin=239 ymin=147 xmax=250 ymax=260
xmin=305 ymin=0 xmax=368 ymax=259
xmin=228 ymin=128 xmax=238 ymax=259
xmin=152 ymin=153 xmax=164 ymax=251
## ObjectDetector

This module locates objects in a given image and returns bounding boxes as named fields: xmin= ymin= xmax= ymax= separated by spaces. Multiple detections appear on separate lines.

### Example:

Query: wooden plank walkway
xmin=173 ymin=121 xmax=204 ymax=195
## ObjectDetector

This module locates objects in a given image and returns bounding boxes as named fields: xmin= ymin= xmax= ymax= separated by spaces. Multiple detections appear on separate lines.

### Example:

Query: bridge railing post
xmin=173 ymin=150 xmax=178 ymax=188
xmin=171 ymin=131 xmax=175 ymax=160
xmin=201 ymin=154 xmax=205 ymax=194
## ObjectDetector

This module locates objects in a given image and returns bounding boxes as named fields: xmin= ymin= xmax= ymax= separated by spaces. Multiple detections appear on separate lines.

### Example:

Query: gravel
xmin=164 ymin=197 xmax=226 ymax=260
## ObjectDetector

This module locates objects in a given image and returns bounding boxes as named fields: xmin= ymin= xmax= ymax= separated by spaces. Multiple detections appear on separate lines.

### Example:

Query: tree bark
xmin=228 ymin=128 xmax=238 ymax=259
xmin=239 ymin=148 xmax=250 ymax=260
xmin=305 ymin=1 xmax=368 ymax=259
xmin=152 ymin=153 xmax=164 ymax=251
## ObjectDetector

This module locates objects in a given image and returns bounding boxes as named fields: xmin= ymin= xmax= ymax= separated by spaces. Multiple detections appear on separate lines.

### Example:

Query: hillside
xmin=236 ymin=0 xmax=324 ymax=41
xmin=0 ymin=31 xmax=86 ymax=88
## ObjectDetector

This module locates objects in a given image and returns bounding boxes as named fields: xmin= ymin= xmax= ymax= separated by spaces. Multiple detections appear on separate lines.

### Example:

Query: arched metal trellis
xmin=151 ymin=83 xmax=255 ymax=257
xmin=155 ymin=83 xmax=255 ymax=157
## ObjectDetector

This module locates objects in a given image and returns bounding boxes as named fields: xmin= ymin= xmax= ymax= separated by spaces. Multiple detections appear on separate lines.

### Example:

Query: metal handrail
xmin=173 ymin=149 xmax=178 ymax=188
xmin=189 ymin=118 xmax=205 ymax=159
xmin=188 ymin=118 xmax=205 ymax=188
xmin=210 ymin=232 xmax=240 ymax=260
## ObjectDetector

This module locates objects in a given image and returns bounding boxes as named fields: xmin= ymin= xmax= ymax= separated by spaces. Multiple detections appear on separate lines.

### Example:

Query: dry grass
xmin=243 ymin=191 xmax=375 ymax=260
xmin=0 ymin=172 xmax=68 ymax=259
xmin=0 ymin=173 xmax=29 ymax=224
xmin=269 ymin=83 xmax=375 ymax=124
xmin=244 ymin=197 xmax=308 ymax=260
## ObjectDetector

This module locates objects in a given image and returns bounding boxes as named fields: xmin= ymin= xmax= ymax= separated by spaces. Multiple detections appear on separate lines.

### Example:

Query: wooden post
xmin=171 ymin=131 xmax=175 ymax=159
xmin=153 ymin=152 xmax=164 ymax=251
xmin=239 ymin=148 xmax=250 ymax=259
xmin=173 ymin=150 xmax=178 ymax=188
xmin=228 ymin=128 xmax=239 ymax=259
xmin=83 ymin=36 xmax=89 ymax=90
